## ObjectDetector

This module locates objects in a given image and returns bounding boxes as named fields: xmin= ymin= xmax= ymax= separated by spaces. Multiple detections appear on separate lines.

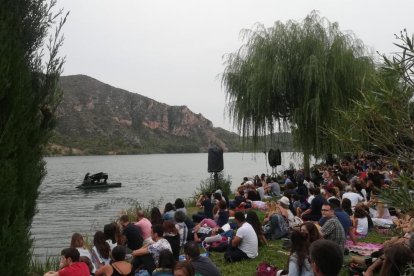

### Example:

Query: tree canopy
xmin=0 ymin=0 xmax=66 ymax=273
xmin=222 ymin=12 xmax=375 ymax=170
xmin=331 ymin=30 xmax=414 ymax=165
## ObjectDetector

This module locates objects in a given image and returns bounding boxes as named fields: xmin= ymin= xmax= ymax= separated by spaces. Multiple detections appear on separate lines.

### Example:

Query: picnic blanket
xmin=345 ymin=240 xmax=383 ymax=256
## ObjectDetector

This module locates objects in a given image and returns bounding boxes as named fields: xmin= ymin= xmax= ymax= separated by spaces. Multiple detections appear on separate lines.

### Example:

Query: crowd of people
xmin=44 ymin=154 xmax=414 ymax=276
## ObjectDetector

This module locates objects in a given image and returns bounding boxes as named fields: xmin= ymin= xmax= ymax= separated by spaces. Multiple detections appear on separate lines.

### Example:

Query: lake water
xmin=31 ymin=152 xmax=306 ymax=258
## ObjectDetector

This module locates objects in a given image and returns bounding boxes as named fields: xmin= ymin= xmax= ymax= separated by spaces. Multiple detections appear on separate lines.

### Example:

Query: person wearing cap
xmin=262 ymin=197 xmax=294 ymax=240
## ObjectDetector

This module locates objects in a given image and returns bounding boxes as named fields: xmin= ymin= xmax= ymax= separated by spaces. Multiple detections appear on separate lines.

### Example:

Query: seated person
xmin=229 ymin=190 xmax=248 ymax=209
xmin=132 ymin=224 xmax=173 ymax=274
xmin=262 ymin=200 xmax=289 ymax=240
xmin=95 ymin=246 xmax=132 ymax=276
xmin=224 ymin=211 xmax=258 ymax=262
xmin=214 ymin=200 xmax=229 ymax=227
xmin=163 ymin=220 xmax=180 ymax=261
xmin=184 ymin=241 xmax=220 ymax=276
xmin=152 ymin=249 xmax=176 ymax=276
xmin=192 ymin=192 xmax=213 ymax=223
xmin=301 ymin=188 xmax=326 ymax=222
xmin=162 ymin=202 xmax=176 ymax=221
xmin=44 ymin=248 xmax=90 ymax=276
xmin=309 ymin=239 xmax=343 ymax=276
xmin=246 ymin=210 xmax=268 ymax=246
xmin=364 ymin=243 xmax=414 ymax=276
xmin=119 ymin=215 xmax=144 ymax=251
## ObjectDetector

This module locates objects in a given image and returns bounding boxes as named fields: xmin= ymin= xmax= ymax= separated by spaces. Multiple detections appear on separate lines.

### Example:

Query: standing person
xmin=135 ymin=210 xmax=153 ymax=245
xmin=224 ymin=211 xmax=258 ymax=262
xmin=132 ymin=224 xmax=173 ymax=274
xmin=95 ymin=246 xmax=132 ymax=276
xmin=184 ymin=241 xmax=220 ymax=276
xmin=287 ymin=230 xmax=313 ymax=276
xmin=44 ymin=248 xmax=90 ymax=276
xmin=309 ymin=240 xmax=343 ymax=276
xmin=319 ymin=203 xmax=346 ymax=252
xmin=119 ymin=215 xmax=144 ymax=251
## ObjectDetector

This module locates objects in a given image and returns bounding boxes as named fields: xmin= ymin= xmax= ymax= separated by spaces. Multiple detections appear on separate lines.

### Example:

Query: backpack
xmin=256 ymin=262 xmax=277 ymax=276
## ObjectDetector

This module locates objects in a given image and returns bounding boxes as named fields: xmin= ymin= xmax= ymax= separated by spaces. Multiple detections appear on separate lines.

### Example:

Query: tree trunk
xmin=303 ymin=151 xmax=310 ymax=177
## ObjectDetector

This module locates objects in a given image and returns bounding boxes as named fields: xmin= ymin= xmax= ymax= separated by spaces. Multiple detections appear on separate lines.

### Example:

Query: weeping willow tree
xmin=0 ymin=0 xmax=66 ymax=273
xmin=222 ymin=12 xmax=375 ymax=174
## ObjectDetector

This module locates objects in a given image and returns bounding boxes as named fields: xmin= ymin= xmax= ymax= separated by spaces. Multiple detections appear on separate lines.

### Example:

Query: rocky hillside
xmin=47 ymin=75 xmax=241 ymax=155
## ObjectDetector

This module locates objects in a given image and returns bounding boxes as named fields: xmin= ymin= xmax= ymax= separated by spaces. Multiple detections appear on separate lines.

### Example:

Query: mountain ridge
xmin=47 ymin=75 xmax=242 ymax=155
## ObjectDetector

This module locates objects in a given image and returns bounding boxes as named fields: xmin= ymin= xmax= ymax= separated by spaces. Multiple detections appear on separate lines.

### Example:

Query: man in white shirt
xmin=224 ymin=211 xmax=258 ymax=262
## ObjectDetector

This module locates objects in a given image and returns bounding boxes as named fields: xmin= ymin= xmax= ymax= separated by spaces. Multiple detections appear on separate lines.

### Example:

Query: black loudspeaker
xmin=268 ymin=148 xmax=282 ymax=167
xmin=208 ymin=147 xmax=224 ymax=173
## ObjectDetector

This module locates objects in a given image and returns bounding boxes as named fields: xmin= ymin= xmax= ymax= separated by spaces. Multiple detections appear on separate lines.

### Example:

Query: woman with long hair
xmin=299 ymin=222 xmax=321 ymax=244
xmin=353 ymin=205 xmax=370 ymax=237
xmin=91 ymin=231 xmax=111 ymax=269
xmin=287 ymin=230 xmax=313 ymax=276
xmin=341 ymin=198 xmax=353 ymax=216
xmin=151 ymin=207 xmax=164 ymax=225
xmin=70 ymin=232 xmax=92 ymax=259
xmin=70 ymin=233 xmax=95 ymax=273
xmin=246 ymin=210 xmax=268 ymax=246
xmin=173 ymin=261 xmax=195 ymax=276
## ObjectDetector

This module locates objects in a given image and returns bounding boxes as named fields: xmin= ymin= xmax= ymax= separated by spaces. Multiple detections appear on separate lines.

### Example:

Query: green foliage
xmin=0 ymin=0 xmax=67 ymax=274
xmin=379 ymin=174 xmax=414 ymax=215
xmin=28 ymin=255 xmax=59 ymax=276
xmin=195 ymin=173 xmax=232 ymax=197
xmin=330 ymin=30 xmax=414 ymax=166
xmin=94 ymin=197 xmax=164 ymax=222
xmin=222 ymin=11 xmax=375 ymax=173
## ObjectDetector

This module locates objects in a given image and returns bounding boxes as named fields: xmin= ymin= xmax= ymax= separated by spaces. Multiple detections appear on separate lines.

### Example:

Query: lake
xmin=31 ymin=152 xmax=306 ymax=258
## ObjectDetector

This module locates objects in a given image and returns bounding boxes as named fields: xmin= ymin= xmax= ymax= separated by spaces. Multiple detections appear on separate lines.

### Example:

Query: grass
xmin=29 ymin=195 xmax=396 ymax=275
xmin=28 ymin=255 xmax=59 ymax=276
xmin=205 ymin=211 xmax=392 ymax=276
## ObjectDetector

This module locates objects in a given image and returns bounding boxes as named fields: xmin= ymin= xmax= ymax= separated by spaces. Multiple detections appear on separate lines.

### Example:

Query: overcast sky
xmin=57 ymin=0 xmax=414 ymax=131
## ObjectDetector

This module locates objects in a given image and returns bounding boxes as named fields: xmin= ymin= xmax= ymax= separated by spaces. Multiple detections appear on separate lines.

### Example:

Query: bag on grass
xmin=256 ymin=262 xmax=277 ymax=276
